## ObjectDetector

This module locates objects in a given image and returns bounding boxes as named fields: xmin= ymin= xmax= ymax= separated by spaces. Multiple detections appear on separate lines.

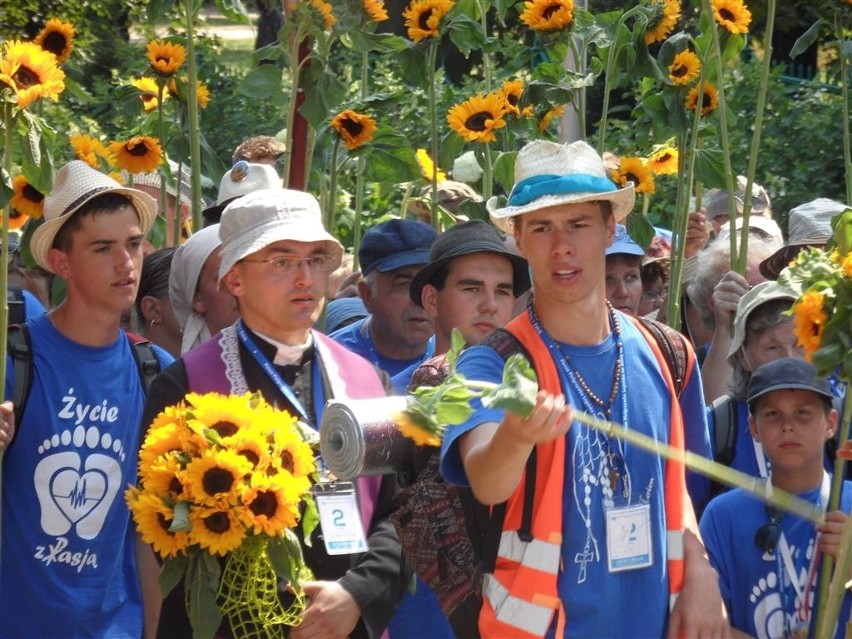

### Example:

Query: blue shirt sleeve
xmin=21 ymin=290 xmax=46 ymax=318
xmin=439 ymin=345 xmax=507 ymax=486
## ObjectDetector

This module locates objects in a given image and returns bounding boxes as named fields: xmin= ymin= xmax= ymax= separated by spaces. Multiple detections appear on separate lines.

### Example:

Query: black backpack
xmin=6 ymin=324 xmax=161 ymax=442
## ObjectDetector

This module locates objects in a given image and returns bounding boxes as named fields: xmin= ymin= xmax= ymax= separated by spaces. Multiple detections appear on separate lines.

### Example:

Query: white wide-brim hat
xmin=31 ymin=160 xmax=157 ymax=273
xmin=487 ymin=140 xmax=635 ymax=232
xmin=218 ymin=187 xmax=343 ymax=281
xmin=202 ymin=161 xmax=282 ymax=224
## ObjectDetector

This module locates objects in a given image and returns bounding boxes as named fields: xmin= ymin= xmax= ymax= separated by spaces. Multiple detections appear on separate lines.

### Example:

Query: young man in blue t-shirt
xmin=700 ymin=358 xmax=851 ymax=638
xmin=0 ymin=161 xmax=173 ymax=638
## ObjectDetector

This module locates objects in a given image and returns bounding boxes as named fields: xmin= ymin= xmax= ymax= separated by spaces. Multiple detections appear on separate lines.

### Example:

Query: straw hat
xmin=31 ymin=160 xmax=157 ymax=273
xmin=486 ymin=140 xmax=635 ymax=232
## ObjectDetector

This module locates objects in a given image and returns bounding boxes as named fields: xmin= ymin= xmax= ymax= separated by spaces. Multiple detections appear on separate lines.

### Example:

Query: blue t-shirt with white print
xmin=0 ymin=314 xmax=172 ymax=638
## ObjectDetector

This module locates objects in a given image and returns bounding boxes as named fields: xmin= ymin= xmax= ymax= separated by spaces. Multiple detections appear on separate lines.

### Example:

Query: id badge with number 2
xmin=313 ymin=482 xmax=368 ymax=556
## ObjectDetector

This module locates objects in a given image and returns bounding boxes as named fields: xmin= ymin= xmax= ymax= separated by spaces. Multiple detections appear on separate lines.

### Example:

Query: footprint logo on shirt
xmin=750 ymin=570 xmax=785 ymax=639
xmin=33 ymin=426 xmax=125 ymax=540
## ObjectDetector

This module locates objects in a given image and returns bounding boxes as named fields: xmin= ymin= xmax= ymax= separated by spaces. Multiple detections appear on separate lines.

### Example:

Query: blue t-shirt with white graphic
xmin=0 ymin=314 xmax=172 ymax=638
xmin=701 ymin=479 xmax=852 ymax=639
xmin=441 ymin=313 xmax=709 ymax=637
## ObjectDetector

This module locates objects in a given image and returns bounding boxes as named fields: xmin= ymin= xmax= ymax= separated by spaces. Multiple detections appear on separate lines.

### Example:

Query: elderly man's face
xmin=361 ymin=265 xmax=434 ymax=357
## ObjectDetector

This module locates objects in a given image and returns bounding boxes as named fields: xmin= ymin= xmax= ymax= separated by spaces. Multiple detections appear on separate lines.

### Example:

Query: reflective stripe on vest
xmin=483 ymin=573 xmax=558 ymax=637
xmin=496 ymin=530 xmax=561 ymax=574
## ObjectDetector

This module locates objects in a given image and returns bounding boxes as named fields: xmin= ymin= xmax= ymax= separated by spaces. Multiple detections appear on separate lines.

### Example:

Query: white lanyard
xmin=776 ymin=472 xmax=830 ymax=613
xmin=753 ymin=439 xmax=768 ymax=477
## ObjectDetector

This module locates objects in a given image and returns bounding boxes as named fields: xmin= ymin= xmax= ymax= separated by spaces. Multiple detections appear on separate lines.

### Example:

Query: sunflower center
xmin=507 ymin=94 xmax=519 ymax=107
xmin=12 ymin=65 xmax=39 ymax=90
xmin=719 ymin=8 xmax=733 ymax=21
xmin=127 ymin=142 xmax=151 ymax=157
xmin=156 ymin=512 xmax=172 ymax=532
xmin=211 ymin=420 xmax=238 ymax=438
xmin=249 ymin=490 xmax=278 ymax=517
xmin=156 ymin=56 xmax=171 ymax=65
xmin=342 ymin=119 xmax=364 ymax=137
xmin=625 ymin=172 xmax=640 ymax=186
xmin=418 ymin=9 xmax=434 ymax=30
xmin=203 ymin=511 xmax=231 ymax=534
xmin=10 ymin=209 xmax=23 ymax=219
xmin=465 ymin=111 xmax=492 ymax=132
xmin=23 ymin=184 xmax=44 ymax=203
xmin=42 ymin=33 xmax=68 ymax=57
xmin=169 ymin=476 xmax=184 ymax=495
xmin=671 ymin=63 xmax=687 ymax=78
xmin=202 ymin=467 xmax=235 ymax=495
xmin=543 ymin=3 xmax=561 ymax=20
xmin=239 ymin=448 xmax=260 ymax=467
xmin=702 ymin=93 xmax=713 ymax=108
xmin=280 ymin=451 xmax=294 ymax=474
xmin=657 ymin=153 xmax=672 ymax=163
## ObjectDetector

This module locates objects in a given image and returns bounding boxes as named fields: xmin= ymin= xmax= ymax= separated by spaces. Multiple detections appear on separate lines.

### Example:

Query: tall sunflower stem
xmin=736 ymin=0 xmax=775 ymax=275
xmin=703 ymin=0 xmax=739 ymax=270
xmin=568 ymin=36 xmax=586 ymax=140
xmin=427 ymin=41 xmax=440 ymax=230
xmin=478 ymin=0 xmax=492 ymax=92
xmin=665 ymin=131 xmax=689 ymax=331
xmin=815 ymin=392 xmax=852 ymax=637
xmin=156 ymin=82 xmax=171 ymax=246
xmin=840 ymin=16 xmax=852 ymax=206
xmin=0 ymin=100 xmax=14 ymax=571
xmin=352 ymin=49 xmax=370 ymax=271
xmin=283 ymin=25 xmax=307 ymax=189
xmin=326 ymin=137 xmax=341 ymax=234
xmin=184 ymin=0 xmax=203 ymax=231
xmin=482 ymin=144 xmax=493 ymax=202
xmin=597 ymin=7 xmax=642 ymax=154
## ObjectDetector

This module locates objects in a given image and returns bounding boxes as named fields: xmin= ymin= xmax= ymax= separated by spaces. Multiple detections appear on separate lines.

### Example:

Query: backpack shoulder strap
xmin=635 ymin=316 xmax=689 ymax=398
xmin=711 ymin=395 xmax=738 ymax=465
xmin=125 ymin=332 xmax=161 ymax=394
xmin=8 ymin=323 xmax=33 ymax=438
xmin=7 ymin=287 xmax=25 ymax=326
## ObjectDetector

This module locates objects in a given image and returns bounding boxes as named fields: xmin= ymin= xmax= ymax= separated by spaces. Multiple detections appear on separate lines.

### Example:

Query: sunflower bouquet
xmin=125 ymin=392 xmax=318 ymax=639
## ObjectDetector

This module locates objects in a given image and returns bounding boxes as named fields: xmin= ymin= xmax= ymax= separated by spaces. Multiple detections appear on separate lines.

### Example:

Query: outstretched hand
xmin=290 ymin=581 xmax=360 ymax=639
xmin=0 ymin=401 xmax=15 ymax=451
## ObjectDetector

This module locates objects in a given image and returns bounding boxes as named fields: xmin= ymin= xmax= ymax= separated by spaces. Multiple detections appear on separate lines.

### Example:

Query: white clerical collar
xmin=252 ymin=330 xmax=314 ymax=366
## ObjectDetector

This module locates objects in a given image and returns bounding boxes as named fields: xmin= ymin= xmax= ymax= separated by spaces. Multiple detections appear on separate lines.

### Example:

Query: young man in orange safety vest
xmin=440 ymin=140 xmax=730 ymax=638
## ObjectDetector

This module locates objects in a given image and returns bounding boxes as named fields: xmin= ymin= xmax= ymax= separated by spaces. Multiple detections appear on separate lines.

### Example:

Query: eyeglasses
xmin=241 ymin=254 xmax=334 ymax=275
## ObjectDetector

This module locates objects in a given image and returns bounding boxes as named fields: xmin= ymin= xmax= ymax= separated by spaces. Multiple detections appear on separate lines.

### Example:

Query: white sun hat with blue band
xmin=487 ymin=140 xmax=635 ymax=232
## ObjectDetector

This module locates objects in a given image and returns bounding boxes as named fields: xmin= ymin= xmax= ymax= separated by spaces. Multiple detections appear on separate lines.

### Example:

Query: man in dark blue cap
xmin=330 ymin=219 xmax=437 ymax=377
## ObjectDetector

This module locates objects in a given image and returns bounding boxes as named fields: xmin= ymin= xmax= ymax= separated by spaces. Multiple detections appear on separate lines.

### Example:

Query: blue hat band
xmin=508 ymin=174 xmax=619 ymax=207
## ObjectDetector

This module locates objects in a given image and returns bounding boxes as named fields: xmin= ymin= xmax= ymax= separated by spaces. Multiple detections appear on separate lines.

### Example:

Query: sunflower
xmin=645 ymin=0 xmax=681 ymax=45
xmin=185 ymin=391 xmax=259 ymax=443
xmin=501 ymin=80 xmax=533 ymax=118
xmin=270 ymin=426 xmax=316 ymax=484
xmin=34 ymin=19 xmax=75 ymax=64
xmin=331 ymin=109 xmax=378 ymax=151
xmin=647 ymin=146 xmax=678 ymax=175
xmin=840 ymin=253 xmax=852 ymax=278
xmin=395 ymin=410 xmax=442 ymax=447
xmin=363 ymin=0 xmax=389 ymax=22
xmin=241 ymin=475 xmax=300 ymax=536
xmin=710 ymin=0 xmax=751 ymax=35
xmin=0 ymin=40 xmax=65 ymax=109
xmin=126 ymin=490 xmax=190 ymax=559
xmin=167 ymin=77 xmax=209 ymax=109
xmin=131 ymin=77 xmax=168 ymax=112
xmin=146 ymin=40 xmax=186 ymax=77
xmin=447 ymin=92 xmax=508 ymax=143
xmin=185 ymin=448 xmax=253 ymax=506
xmin=226 ymin=428 xmax=274 ymax=473
xmin=69 ymin=133 xmax=113 ymax=169
xmin=415 ymin=148 xmax=446 ymax=182
xmin=3 ymin=209 xmax=29 ymax=230
xmin=189 ymin=505 xmax=247 ymax=556
xmin=139 ymin=452 xmax=188 ymax=499
xmin=403 ymin=0 xmax=454 ymax=43
xmin=109 ymin=136 xmax=163 ymax=174
xmin=139 ymin=407 xmax=190 ymax=467
xmin=686 ymin=82 xmax=718 ymax=116
xmin=669 ymin=50 xmax=700 ymax=86
xmin=308 ymin=0 xmax=336 ymax=30
xmin=537 ymin=104 xmax=565 ymax=133
xmin=520 ymin=0 xmax=574 ymax=32
xmin=10 ymin=175 xmax=45 ymax=219
xmin=792 ymin=291 xmax=828 ymax=362
xmin=611 ymin=157 xmax=655 ymax=195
